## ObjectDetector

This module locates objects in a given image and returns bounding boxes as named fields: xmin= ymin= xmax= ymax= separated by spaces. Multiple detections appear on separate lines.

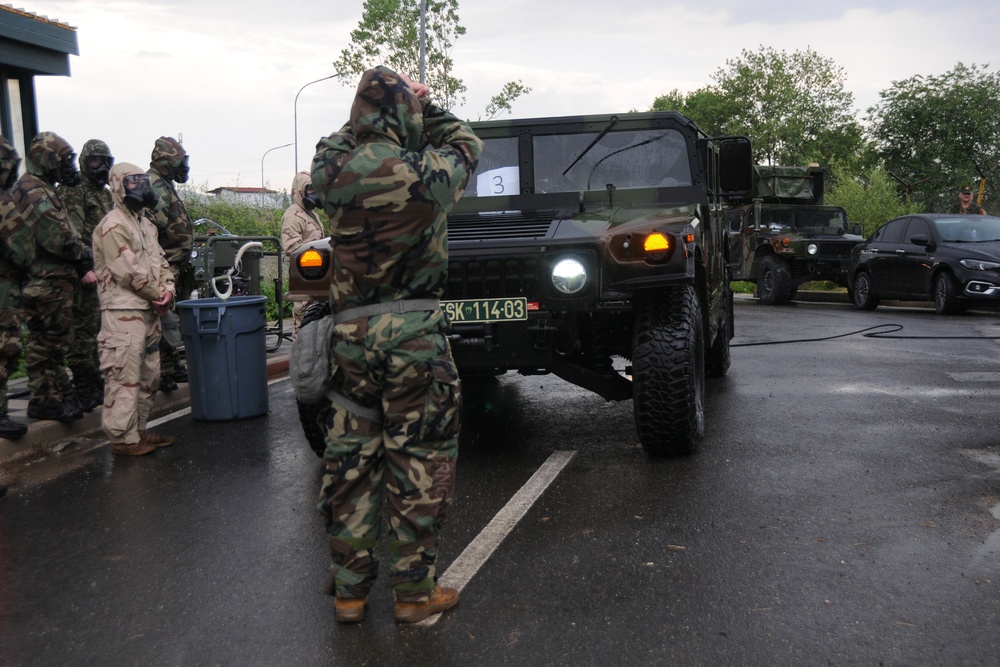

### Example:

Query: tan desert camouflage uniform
xmin=93 ymin=163 xmax=174 ymax=445
xmin=280 ymin=171 xmax=325 ymax=337
xmin=310 ymin=66 xmax=482 ymax=602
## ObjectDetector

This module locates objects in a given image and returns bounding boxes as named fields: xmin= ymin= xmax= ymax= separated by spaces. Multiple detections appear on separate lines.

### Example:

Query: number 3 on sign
xmin=476 ymin=166 xmax=520 ymax=197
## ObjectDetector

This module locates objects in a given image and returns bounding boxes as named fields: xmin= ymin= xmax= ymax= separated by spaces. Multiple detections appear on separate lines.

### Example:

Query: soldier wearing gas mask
xmin=94 ymin=163 xmax=174 ymax=456
xmin=147 ymin=136 xmax=193 ymax=391
xmin=9 ymin=132 xmax=97 ymax=423
xmin=280 ymin=171 xmax=324 ymax=339
xmin=57 ymin=139 xmax=115 ymax=413
xmin=0 ymin=136 xmax=27 ymax=439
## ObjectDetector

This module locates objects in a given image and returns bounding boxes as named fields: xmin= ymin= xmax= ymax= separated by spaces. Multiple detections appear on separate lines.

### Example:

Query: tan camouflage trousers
xmin=318 ymin=329 xmax=461 ymax=602
xmin=98 ymin=309 xmax=161 ymax=445
xmin=22 ymin=278 xmax=75 ymax=407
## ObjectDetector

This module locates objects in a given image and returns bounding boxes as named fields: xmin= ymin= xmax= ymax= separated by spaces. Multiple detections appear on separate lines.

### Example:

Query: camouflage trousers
xmin=98 ymin=309 xmax=161 ymax=445
xmin=22 ymin=278 xmax=75 ymax=407
xmin=0 ymin=325 xmax=22 ymax=416
xmin=318 ymin=324 xmax=461 ymax=602
xmin=159 ymin=262 xmax=193 ymax=376
xmin=67 ymin=280 xmax=101 ymax=373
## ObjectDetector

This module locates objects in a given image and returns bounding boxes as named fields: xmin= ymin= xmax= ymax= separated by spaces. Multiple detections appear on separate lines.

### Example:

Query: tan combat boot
xmin=112 ymin=441 xmax=156 ymax=456
xmin=394 ymin=586 xmax=459 ymax=623
xmin=334 ymin=597 xmax=368 ymax=623
xmin=139 ymin=431 xmax=175 ymax=447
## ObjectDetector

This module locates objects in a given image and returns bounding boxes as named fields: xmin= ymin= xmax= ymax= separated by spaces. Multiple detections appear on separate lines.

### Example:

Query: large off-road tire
xmin=705 ymin=286 xmax=732 ymax=378
xmin=758 ymin=255 xmax=794 ymax=305
xmin=632 ymin=285 xmax=705 ymax=456
xmin=851 ymin=271 xmax=880 ymax=311
xmin=297 ymin=301 xmax=332 ymax=457
xmin=933 ymin=272 xmax=960 ymax=315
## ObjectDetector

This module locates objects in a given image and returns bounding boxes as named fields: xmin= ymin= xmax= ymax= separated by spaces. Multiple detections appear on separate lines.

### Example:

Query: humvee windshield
xmin=755 ymin=206 xmax=848 ymax=234
xmin=465 ymin=128 xmax=692 ymax=198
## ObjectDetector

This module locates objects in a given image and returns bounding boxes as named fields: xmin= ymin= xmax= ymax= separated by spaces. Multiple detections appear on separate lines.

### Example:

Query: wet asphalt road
xmin=1 ymin=298 xmax=999 ymax=666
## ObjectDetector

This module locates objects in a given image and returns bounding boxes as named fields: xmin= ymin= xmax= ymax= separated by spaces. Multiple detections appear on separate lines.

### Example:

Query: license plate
xmin=442 ymin=297 xmax=528 ymax=323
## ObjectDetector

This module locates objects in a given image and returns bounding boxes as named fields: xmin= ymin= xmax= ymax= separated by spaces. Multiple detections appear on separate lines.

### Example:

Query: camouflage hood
xmin=350 ymin=66 xmax=424 ymax=151
xmin=150 ymin=136 xmax=186 ymax=178
xmin=25 ymin=131 xmax=73 ymax=177
xmin=79 ymin=139 xmax=113 ymax=185
xmin=108 ymin=162 xmax=146 ymax=216
xmin=291 ymin=171 xmax=311 ymax=209
xmin=0 ymin=135 xmax=19 ymax=188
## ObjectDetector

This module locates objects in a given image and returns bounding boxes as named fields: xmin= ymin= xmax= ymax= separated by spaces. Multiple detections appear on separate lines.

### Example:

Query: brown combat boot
xmin=112 ymin=441 xmax=156 ymax=456
xmin=334 ymin=597 xmax=367 ymax=623
xmin=394 ymin=586 xmax=459 ymax=623
xmin=139 ymin=431 xmax=175 ymax=447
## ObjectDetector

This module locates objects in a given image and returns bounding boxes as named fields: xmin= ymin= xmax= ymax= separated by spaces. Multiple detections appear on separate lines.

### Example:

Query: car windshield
xmin=757 ymin=206 xmax=847 ymax=234
xmin=464 ymin=129 xmax=692 ymax=198
xmin=933 ymin=215 xmax=1000 ymax=242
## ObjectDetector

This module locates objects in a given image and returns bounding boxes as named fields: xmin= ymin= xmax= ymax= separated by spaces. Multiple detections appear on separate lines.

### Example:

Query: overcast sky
xmin=28 ymin=0 xmax=1000 ymax=192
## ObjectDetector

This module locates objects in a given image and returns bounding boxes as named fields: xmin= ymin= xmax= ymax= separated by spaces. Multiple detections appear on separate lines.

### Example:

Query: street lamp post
xmin=294 ymin=74 xmax=337 ymax=171
xmin=261 ymin=142 xmax=294 ymax=204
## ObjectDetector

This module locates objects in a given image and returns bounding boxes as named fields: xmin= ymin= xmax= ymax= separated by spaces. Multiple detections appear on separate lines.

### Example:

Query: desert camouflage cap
xmin=26 ymin=131 xmax=73 ymax=176
xmin=81 ymin=139 xmax=113 ymax=160
xmin=151 ymin=136 xmax=187 ymax=168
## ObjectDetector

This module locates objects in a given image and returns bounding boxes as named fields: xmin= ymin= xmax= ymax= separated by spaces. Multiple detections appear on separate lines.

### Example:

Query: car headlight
xmin=551 ymin=258 xmax=587 ymax=294
xmin=959 ymin=259 xmax=1000 ymax=271
xmin=807 ymin=243 xmax=819 ymax=256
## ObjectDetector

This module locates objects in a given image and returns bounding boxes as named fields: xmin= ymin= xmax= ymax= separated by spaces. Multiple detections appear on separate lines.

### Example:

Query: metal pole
xmin=419 ymin=0 xmax=426 ymax=84
xmin=261 ymin=143 xmax=294 ymax=203
xmin=294 ymin=74 xmax=337 ymax=171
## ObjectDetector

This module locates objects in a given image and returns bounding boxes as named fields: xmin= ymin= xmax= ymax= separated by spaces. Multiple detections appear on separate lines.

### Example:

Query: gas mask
xmin=123 ymin=173 xmax=159 ymax=213
xmin=59 ymin=152 xmax=82 ymax=187
xmin=84 ymin=154 xmax=114 ymax=188
xmin=302 ymin=185 xmax=320 ymax=211
xmin=174 ymin=155 xmax=190 ymax=184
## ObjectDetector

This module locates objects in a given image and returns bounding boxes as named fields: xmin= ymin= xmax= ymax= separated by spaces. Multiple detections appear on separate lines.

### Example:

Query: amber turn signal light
xmin=644 ymin=233 xmax=670 ymax=253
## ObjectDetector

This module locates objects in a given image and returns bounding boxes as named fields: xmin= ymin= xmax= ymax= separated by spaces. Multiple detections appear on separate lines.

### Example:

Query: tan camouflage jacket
xmin=93 ymin=163 xmax=174 ymax=310
xmin=281 ymin=172 xmax=324 ymax=258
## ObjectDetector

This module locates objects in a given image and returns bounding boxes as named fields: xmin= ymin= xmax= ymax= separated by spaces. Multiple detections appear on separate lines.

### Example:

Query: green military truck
xmin=288 ymin=111 xmax=753 ymax=456
xmin=727 ymin=165 xmax=863 ymax=304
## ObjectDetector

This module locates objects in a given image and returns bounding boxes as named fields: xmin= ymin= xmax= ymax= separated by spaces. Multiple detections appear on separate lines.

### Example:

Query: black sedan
xmin=847 ymin=213 xmax=1000 ymax=314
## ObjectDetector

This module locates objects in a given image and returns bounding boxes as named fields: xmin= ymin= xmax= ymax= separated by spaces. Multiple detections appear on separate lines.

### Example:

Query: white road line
xmin=417 ymin=449 xmax=576 ymax=627
xmin=146 ymin=407 xmax=191 ymax=428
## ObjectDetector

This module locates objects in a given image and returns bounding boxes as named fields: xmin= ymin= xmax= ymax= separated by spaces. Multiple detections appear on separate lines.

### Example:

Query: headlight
xmin=807 ymin=243 xmax=819 ymax=256
xmin=959 ymin=259 xmax=1000 ymax=271
xmin=551 ymin=258 xmax=587 ymax=294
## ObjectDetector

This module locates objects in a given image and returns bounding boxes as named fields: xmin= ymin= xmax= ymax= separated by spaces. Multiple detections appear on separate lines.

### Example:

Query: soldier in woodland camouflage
xmin=0 ymin=136 xmax=27 ymax=439
xmin=94 ymin=163 xmax=175 ymax=456
xmin=281 ymin=171 xmax=324 ymax=338
xmin=10 ymin=132 xmax=96 ymax=423
xmin=147 ymin=136 xmax=192 ymax=389
xmin=57 ymin=139 xmax=114 ymax=412
xmin=310 ymin=66 xmax=482 ymax=624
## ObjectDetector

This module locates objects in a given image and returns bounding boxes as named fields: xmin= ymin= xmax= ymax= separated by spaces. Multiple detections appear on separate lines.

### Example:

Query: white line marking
xmin=417 ymin=449 xmax=576 ymax=627
xmin=146 ymin=407 xmax=191 ymax=428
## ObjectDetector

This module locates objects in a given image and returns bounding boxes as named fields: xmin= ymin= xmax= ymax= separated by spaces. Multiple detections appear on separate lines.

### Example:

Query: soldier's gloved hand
xmin=153 ymin=289 xmax=173 ymax=316
xmin=80 ymin=270 xmax=98 ymax=287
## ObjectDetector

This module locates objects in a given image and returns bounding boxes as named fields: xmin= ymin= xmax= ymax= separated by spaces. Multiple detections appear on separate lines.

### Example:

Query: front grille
xmin=448 ymin=212 xmax=556 ymax=242
xmin=446 ymin=257 xmax=546 ymax=300
xmin=817 ymin=241 xmax=858 ymax=259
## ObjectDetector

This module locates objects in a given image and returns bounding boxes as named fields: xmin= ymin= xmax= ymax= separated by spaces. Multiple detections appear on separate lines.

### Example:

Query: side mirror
xmin=851 ymin=223 xmax=863 ymax=236
xmin=910 ymin=234 xmax=935 ymax=250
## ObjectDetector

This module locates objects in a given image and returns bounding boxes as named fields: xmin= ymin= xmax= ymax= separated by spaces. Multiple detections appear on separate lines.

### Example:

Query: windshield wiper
xmin=562 ymin=115 xmax=619 ymax=176
xmin=586 ymin=134 xmax=666 ymax=190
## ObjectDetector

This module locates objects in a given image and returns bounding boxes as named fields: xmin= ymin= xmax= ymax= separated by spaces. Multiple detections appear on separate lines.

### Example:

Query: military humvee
xmin=727 ymin=165 xmax=863 ymax=304
xmin=288 ymin=111 xmax=753 ymax=456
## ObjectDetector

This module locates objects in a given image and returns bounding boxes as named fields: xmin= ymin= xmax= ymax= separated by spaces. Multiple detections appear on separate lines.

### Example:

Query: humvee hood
xmin=350 ymin=66 xmax=423 ymax=152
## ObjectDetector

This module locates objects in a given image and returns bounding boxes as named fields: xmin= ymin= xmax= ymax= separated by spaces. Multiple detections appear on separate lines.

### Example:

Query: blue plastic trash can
xmin=176 ymin=295 xmax=269 ymax=421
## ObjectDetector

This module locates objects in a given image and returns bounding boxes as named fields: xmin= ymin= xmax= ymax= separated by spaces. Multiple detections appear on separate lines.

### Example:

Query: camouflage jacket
xmin=0 ymin=190 xmax=23 ymax=317
xmin=146 ymin=170 xmax=193 ymax=265
xmin=94 ymin=163 xmax=174 ymax=310
xmin=10 ymin=174 xmax=93 ymax=281
xmin=57 ymin=178 xmax=113 ymax=248
xmin=310 ymin=66 xmax=482 ymax=316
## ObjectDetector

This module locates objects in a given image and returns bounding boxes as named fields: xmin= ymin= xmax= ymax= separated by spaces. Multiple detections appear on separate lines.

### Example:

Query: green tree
xmin=333 ymin=0 xmax=529 ymax=118
xmin=652 ymin=47 xmax=864 ymax=167
xmin=825 ymin=164 xmax=920 ymax=237
xmin=867 ymin=62 xmax=1000 ymax=213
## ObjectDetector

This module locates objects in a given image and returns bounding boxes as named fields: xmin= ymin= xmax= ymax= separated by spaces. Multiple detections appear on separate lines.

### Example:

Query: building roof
xmin=209 ymin=187 xmax=280 ymax=195
xmin=0 ymin=4 xmax=78 ymax=75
